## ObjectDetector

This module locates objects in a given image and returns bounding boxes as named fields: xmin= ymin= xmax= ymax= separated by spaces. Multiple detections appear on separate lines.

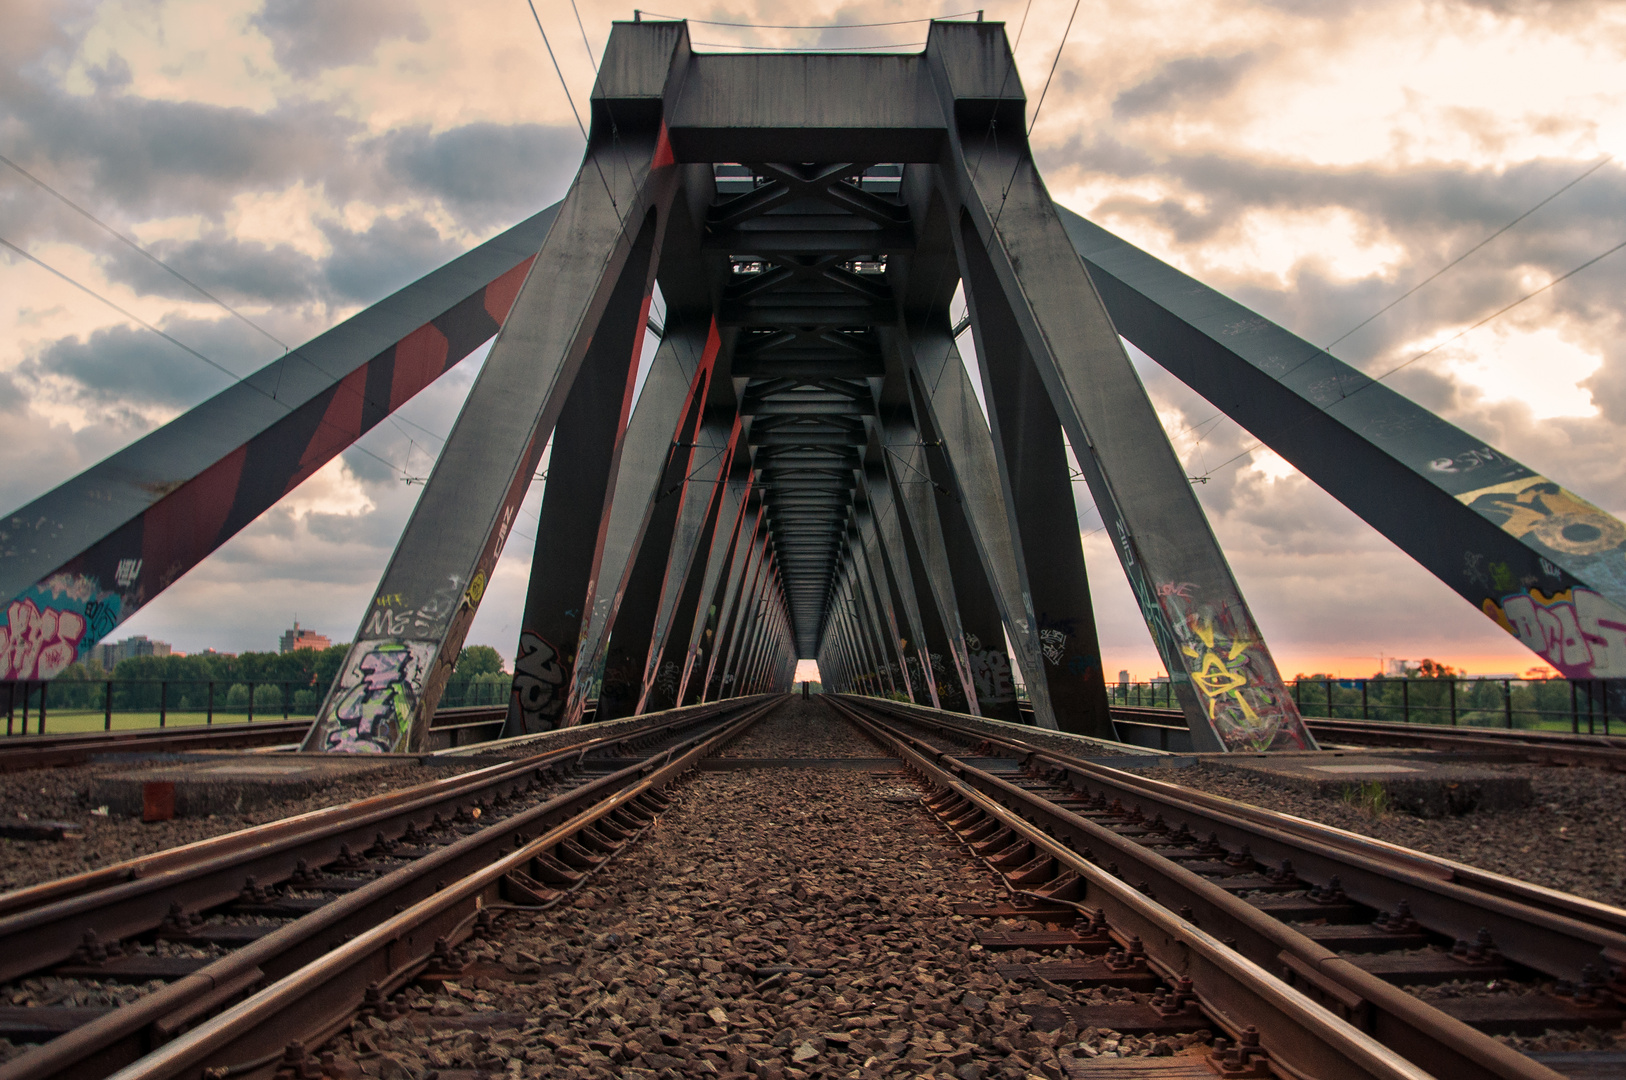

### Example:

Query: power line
xmin=568 ymin=0 xmax=598 ymax=72
xmin=1026 ymin=0 xmax=1080 ymax=137
xmin=1156 ymin=153 xmax=1620 ymax=451
xmin=694 ymin=40 xmax=926 ymax=51
xmin=0 ymin=151 xmax=452 ymax=450
xmin=0 ymin=234 xmax=418 ymax=482
xmin=1191 ymin=233 xmax=1626 ymax=482
xmin=524 ymin=0 xmax=620 ymax=217
xmin=1323 ymin=154 xmax=1613 ymax=353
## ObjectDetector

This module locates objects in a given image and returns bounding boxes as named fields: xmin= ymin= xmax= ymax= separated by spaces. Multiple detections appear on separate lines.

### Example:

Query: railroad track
xmin=832 ymin=694 xmax=1626 ymax=1080
xmin=1111 ymin=704 xmax=1626 ymax=770
xmin=0 ymin=695 xmax=784 ymax=1080
xmin=0 ymin=707 xmax=513 ymax=774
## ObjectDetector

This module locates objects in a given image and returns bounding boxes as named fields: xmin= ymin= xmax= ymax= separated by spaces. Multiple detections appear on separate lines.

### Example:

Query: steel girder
xmin=300 ymin=24 xmax=691 ymax=751
xmin=0 ymin=208 xmax=555 ymax=681
xmin=1062 ymin=212 xmax=1626 ymax=697
xmin=19 ymin=18 xmax=1615 ymax=751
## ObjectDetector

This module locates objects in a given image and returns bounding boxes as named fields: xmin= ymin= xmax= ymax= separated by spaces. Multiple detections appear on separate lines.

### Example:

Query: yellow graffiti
xmin=1459 ymin=477 xmax=1626 ymax=557
xmin=464 ymin=571 xmax=487 ymax=608
xmin=1483 ymin=587 xmax=1574 ymax=635
xmin=1181 ymin=613 xmax=1261 ymax=722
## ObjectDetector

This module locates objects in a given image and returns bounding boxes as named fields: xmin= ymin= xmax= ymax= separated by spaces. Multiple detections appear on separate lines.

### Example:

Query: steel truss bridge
xmin=3 ymin=19 xmax=1624 ymax=754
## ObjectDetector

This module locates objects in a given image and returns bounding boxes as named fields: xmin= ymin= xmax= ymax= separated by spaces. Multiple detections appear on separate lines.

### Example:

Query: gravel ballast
xmin=720 ymin=697 xmax=883 ymax=757
xmin=319 ymin=704 xmax=1212 ymax=1079
xmin=1139 ymin=760 xmax=1626 ymax=909
xmin=0 ymin=760 xmax=477 ymax=894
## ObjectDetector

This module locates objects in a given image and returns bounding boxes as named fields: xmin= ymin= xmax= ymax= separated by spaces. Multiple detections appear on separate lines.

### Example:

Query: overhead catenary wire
xmin=568 ymin=0 xmax=599 ymax=71
xmin=1190 ymin=232 xmax=1626 ymax=482
xmin=693 ymin=40 xmax=927 ymax=51
xmin=1025 ymin=0 xmax=1081 ymax=137
xmin=0 ymin=235 xmax=422 ymax=483
xmin=641 ymin=11 xmax=981 ymax=28
xmin=0 ymin=151 xmax=452 ymax=451
xmin=1157 ymin=153 xmax=1621 ymax=455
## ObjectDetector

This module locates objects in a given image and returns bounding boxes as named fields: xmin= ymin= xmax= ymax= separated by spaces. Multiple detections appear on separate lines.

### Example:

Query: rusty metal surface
xmin=0 ymin=700 xmax=759 ymax=957
xmin=828 ymin=696 xmax=1440 ymax=1080
xmin=891 ymin=698 xmax=1626 ymax=942
xmin=88 ymin=697 xmax=785 ymax=1080
xmin=835 ymin=695 xmax=1576 ymax=1080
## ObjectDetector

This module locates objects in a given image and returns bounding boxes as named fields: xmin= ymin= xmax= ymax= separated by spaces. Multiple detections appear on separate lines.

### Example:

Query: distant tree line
xmin=39 ymin=645 xmax=510 ymax=715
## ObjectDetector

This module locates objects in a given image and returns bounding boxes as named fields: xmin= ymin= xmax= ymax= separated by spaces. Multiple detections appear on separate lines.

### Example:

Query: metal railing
xmin=2 ymin=676 xmax=512 ymax=736
xmin=1110 ymin=676 xmax=1622 ymax=735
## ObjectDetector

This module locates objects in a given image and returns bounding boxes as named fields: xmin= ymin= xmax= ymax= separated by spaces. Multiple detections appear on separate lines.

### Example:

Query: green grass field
xmin=4 ymin=709 xmax=314 ymax=736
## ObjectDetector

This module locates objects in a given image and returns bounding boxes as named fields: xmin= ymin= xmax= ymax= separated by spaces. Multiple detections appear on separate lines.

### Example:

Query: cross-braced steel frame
xmin=6 ymin=19 xmax=1623 ymax=754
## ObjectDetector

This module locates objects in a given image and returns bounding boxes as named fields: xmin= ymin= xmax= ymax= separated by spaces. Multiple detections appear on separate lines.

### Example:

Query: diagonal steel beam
xmin=1063 ymin=210 xmax=1626 ymax=688
xmin=0 ymin=207 xmax=557 ymax=680
xmin=303 ymin=23 xmax=690 ymax=752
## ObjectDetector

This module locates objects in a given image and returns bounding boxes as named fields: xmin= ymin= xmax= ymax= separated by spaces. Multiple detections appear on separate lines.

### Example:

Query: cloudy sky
xmin=3 ymin=0 xmax=1624 ymax=682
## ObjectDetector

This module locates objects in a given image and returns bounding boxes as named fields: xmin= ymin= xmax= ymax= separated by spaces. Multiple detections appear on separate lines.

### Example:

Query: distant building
xmin=94 ymin=635 xmax=172 ymax=668
xmin=1384 ymin=658 xmax=1419 ymax=677
xmin=1117 ymin=670 xmax=1130 ymax=686
xmin=280 ymin=622 xmax=331 ymax=653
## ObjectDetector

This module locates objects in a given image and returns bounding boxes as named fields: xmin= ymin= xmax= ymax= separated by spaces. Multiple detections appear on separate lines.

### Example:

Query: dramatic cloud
xmin=253 ymin=0 xmax=429 ymax=76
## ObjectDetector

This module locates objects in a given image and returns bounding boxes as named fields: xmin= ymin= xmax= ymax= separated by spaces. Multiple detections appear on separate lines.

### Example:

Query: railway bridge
xmin=4 ymin=18 xmax=1626 ymax=1080
xmin=3 ymin=18 xmax=1624 ymax=754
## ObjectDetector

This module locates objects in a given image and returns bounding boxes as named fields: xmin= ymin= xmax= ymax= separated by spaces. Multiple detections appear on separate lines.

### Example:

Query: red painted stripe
xmin=286 ymin=366 xmax=368 ymax=494
xmin=389 ymin=321 xmax=451 ymax=412
xmin=484 ymin=255 xmax=537 ymax=325
xmin=653 ymin=122 xmax=676 ymax=170
xmin=141 ymin=445 xmax=248 ymax=591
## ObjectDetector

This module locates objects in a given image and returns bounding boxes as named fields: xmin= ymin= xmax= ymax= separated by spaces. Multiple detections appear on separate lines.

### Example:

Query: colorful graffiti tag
xmin=512 ymin=630 xmax=567 ymax=733
xmin=1483 ymin=587 xmax=1626 ymax=679
xmin=324 ymin=639 xmax=435 ymax=753
xmin=1460 ymin=476 xmax=1626 ymax=592
xmin=1156 ymin=582 xmax=1311 ymax=752
xmin=1 ymin=574 xmax=123 ymax=679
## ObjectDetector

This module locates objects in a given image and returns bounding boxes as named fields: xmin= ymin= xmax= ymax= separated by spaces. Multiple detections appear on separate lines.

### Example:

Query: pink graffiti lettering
xmin=1490 ymin=588 xmax=1626 ymax=678
xmin=0 ymin=600 xmax=87 ymax=680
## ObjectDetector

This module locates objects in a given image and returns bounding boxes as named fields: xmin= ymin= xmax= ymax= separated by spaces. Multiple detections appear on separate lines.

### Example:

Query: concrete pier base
xmin=88 ymin=755 xmax=401 ymax=819
xmin=1202 ymin=751 xmax=1532 ymax=818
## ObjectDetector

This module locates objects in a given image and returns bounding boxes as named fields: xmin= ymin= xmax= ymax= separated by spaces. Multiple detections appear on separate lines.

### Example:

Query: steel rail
xmin=826 ymin=697 xmax=1437 ymax=1080
xmin=868 ymin=697 xmax=1626 ymax=944
xmin=0 ymin=721 xmax=312 ymax=773
xmin=0 ymin=698 xmax=762 ymax=967
xmin=0 ymin=695 xmax=785 ymax=1080
xmin=1112 ymin=704 xmax=1626 ymax=769
xmin=96 ymin=696 xmax=784 ymax=1080
xmin=832 ymin=696 xmax=1572 ymax=1080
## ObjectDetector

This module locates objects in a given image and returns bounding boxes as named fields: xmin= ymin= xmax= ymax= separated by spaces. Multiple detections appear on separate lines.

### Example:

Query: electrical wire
xmin=1323 ymin=154 xmax=1613 ymax=353
xmin=569 ymin=0 xmax=599 ymax=71
xmin=1026 ymin=0 xmax=1081 ymax=137
xmin=0 ymin=151 xmax=451 ymax=451
xmin=1190 ymin=233 xmax=1626 ymax=482
xmin=693 ymin=40 xmax=926 ymax=51
xmin=1155 ymin=153 xmax=1621 ymax=453
xmin=0 ymin=234 xmax=420 ymax=482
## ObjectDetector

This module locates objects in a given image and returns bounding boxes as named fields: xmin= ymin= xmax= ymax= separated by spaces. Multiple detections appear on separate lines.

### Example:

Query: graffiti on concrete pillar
xmin=964 ymin=631 xmax=1014 ymax=703
xmin=1156 ymin=581 xmax=1309 ymax=752
xmin=2 ymin=574 xmax=124 ymax=679
xmin=324 ymin=639 xmax=436 ymax=752
xmin=512 ymin=630 xmax=567 ymax=733
xmin=1483 ymin=586 xmax=1626 ymax=679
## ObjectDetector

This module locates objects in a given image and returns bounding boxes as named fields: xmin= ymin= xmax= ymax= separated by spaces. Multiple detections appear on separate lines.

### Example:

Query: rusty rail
xmin=86 ymin=696 xmax=783 ymax=1080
